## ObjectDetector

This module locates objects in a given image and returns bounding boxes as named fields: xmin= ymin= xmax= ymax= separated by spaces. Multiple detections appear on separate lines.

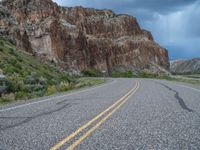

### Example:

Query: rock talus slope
xmin=0 ymin=0 xmax=169 ymax=74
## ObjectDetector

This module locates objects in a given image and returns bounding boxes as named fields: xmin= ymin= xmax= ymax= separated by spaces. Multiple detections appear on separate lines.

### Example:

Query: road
xmin=0 ymin=78 xmax=200 ymax=150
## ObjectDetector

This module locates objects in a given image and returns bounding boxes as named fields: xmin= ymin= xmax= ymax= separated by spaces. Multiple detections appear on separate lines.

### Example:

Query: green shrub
xmin=157 ymin=75 xmax=174 ymax=80
xmin=0 ymin=93 xmax=15 ymax=103
xmin=112 ymin=70 xmax=134 ymax=78
xmin=15 ymin=91 xmax=28 ymax=100
xmin=46 ymin=85 xmax=57 ymax=96
xmin=0 ymin=41 xmax=4 ymax=47
xmin=59 ymin=82 xmax=71 ymax=92
xmin=59 ymin=74 xmax=71 ymax=82
xmin=16 ymin=55 xmax=23 ymax=62
xmin=4 ymin=65 xmax=19 ymax=74
xmin=8 ymin=48 xmax=14 ymax=54
xmin=8 ymin=59 xmax=17 ymax=66
xmin=138 ymin=71 xmax=158 ymax=78
xmin=0 ymin=47 xmax=3 ymax=52
xmin=6 ymin=76 xmax=24 ymax=93
xmin=81 ymin=68 xmax=101 ymax=77
xmin=15 ymin=63 xmax=22 ymax=70
xmin=25 ymin=84 xmax=45 ymax=92
xmin=0 ymin=78 xmax=7 ymax=86
xmin=25 ymin=73 xmax=46 ymax=85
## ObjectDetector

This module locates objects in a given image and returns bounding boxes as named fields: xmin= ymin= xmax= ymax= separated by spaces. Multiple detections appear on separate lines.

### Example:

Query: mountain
xmin=170 ymin=58 xmax=200 ymax=74
xmin=0 ymin=0 xmax=169 ymax=75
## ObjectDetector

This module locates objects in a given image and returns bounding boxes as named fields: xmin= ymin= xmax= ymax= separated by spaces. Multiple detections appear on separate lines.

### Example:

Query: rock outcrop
xmin=0 ymin=0 xmax=169 ymax=75
xmin=170 ymin=58 xmax=200 ymax=74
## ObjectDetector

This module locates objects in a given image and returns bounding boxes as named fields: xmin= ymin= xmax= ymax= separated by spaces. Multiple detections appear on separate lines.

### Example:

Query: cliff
xmin=0 ymin=0 xmax=169 ymax=75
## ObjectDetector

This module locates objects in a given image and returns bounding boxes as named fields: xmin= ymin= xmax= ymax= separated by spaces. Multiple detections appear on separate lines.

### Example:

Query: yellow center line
xmin=67 ymin=82 xmax=139 ymax=150
xmin=50 ymin=81 xmax=139 ymax=150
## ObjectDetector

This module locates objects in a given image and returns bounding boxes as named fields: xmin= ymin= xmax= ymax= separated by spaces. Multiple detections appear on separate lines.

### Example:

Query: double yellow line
xmin=51 ymin=81 xmax=140 ymax=150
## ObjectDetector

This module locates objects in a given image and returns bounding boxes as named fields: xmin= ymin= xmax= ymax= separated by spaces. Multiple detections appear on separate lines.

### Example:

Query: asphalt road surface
xmin=0 ymin=78 xmax=200 ymax=150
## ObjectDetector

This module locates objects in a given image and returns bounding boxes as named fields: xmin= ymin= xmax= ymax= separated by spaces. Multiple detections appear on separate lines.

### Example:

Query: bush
xmin=15 ymin=91 xmax=28 ymax=100
xmin=25 ymin=73 xmax=46 ymax=85
xmin=0 ymin=47 xmax=3 ymax=52
xmin=15 ymin=63 xmax=22 ymax=70
xmin=59 ymin=82 xmax=71 ymax=92
xmin=112 ymin=70 xmax=134 ymax=78
xmin=25 ymin=84 xmax=45 ymax=92
xmin=4 ymin=65 xmax=19 ymax=74
xmin=157 ymin=75 xmax=173 ymax=80
xmin=0 ymin=78 xmax=7 ymax=86
xmin=46 ymin=85 xmax=57 ymax=96
xmin=0 ymin=93 xmax=15 ymax=102
xmin=8 ymin=48 xmax=14 ymax=54
xmin=59 ymin=74 xmax=71 ymax=83
xmin=138 ymin=71 xmax=158 ymax=78
xmin=6 ymin=76 xmax=24 ymax=93
xmin=0 ymin=41 xmax=4 ymax=47
xmin=16 ymin=55 xmax=23 ymax=62
xmin=81 ymin=68 xmax=101 ymax=77
xmin=9 ymin=59 xmax=17 ymax=66
xmin=28 ymin=90 xmax=46 ymax=98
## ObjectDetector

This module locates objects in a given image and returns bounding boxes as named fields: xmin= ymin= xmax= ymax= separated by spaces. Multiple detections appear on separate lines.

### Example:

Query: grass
xmin=75 ymin=77 xmax=105 ymax=88
xmin=157 ymin=75 xmax=200 ymax=85
xmin=0 ymin=39 xmax=104 ymax=105
xmin=111 ymin=69 xmax=200 ymax=85
xmin=112 ymin=70 xmax=136 ymax=78
xmin=81 ymin=68 xmax=102 ymax=77
xmin=182 ymin=74 xmax=200 ymax=79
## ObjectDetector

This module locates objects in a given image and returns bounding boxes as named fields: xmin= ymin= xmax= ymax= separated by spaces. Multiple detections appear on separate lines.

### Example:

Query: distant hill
xmin=170 ymin=58 xmax=200 ymax=74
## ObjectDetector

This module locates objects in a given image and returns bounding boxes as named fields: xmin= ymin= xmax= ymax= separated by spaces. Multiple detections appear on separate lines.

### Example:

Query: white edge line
xmin=174 ymin=84 xmax=200 ymax=92
xmin=152 ymin=79 xmax=200 ymax=93
xmin=0 ymin=80 xmax=117 ymax=113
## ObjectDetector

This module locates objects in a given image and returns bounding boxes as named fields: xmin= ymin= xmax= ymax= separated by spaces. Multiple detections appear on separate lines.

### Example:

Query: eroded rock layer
xmin=0 ymin=0 xmax=169 ymax=74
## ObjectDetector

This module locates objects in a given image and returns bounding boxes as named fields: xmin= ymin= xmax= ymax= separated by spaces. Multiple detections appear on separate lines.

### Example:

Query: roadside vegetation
xmin=157 ymin=75 xmax=200 ymax=85
xmin=0 ymin=39 xmax=104 ymax=104
xmin=112 ymin=70 xmax=136 ymax=78
xmin=181 ymin=74 xmax=200 ymax=79
xmin=81 ymin=68 xmax=102 ymax=77
xmin=110 ymin=69 xmax=200 ymax=85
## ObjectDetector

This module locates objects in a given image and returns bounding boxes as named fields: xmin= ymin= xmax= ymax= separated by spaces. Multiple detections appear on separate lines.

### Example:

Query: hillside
xmin=0 ymin=0 xmax=169 ymax=75
xmin=170 ymin=58 xmax=200 ymax=74
xmin=0 ymin=38 xmax=103 ymax=104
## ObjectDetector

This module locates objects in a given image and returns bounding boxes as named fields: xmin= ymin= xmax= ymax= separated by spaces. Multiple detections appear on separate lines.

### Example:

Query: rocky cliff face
xmin=0 ymin=0 xmax=169 ymax=75
xmin=170 ymin=58 xmax=200 ymax=74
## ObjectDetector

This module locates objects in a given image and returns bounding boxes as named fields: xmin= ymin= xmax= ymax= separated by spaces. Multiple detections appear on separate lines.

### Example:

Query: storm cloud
xmin=53 ymin=0 xmax=200 ymax=60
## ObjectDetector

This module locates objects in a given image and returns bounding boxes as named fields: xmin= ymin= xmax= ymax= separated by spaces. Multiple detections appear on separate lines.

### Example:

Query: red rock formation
xmin=1 ymin=0 xmax=169 ymax=74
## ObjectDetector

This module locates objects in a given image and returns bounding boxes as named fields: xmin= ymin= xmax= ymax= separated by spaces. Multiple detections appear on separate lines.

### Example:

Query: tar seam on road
xmin=0 ymin=102 xmax=78 ymax=131
xmin=156 ymin=82 xmax=193 ymax=112
xmin=50 ymin=81 xmax=140 ymax=150
xmin=0 ymin=80 xmax=117 ymax=113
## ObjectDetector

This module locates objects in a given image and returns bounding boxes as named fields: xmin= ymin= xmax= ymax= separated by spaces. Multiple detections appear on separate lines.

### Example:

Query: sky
xmin=53 ymin=0 xmax=200 ymax=60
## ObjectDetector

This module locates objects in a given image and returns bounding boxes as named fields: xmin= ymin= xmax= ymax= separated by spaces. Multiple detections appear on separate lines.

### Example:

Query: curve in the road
xmin=51 ymin=81 xmax=140 ymax=150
